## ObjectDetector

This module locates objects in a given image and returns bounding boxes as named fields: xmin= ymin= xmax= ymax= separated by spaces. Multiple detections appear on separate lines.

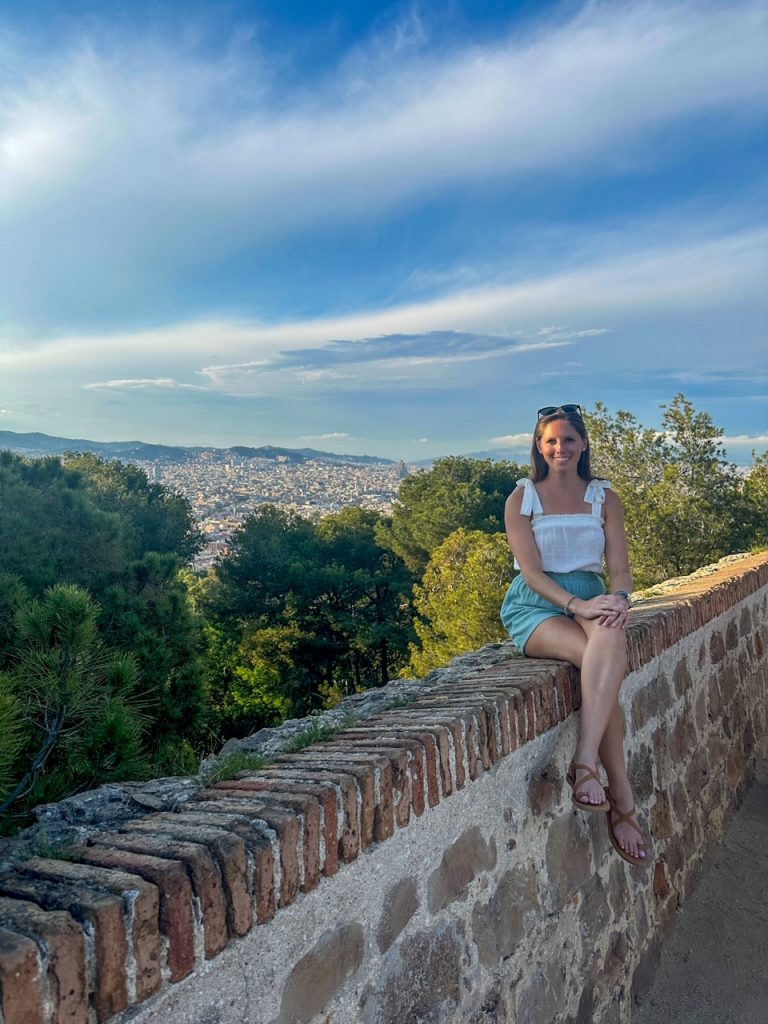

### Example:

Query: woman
xmin=500 ymin=404 xmax=647 ymax=865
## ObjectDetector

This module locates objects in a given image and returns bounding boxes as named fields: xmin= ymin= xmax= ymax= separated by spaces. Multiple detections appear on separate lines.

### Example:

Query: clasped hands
xmin=572 ymin=593 xmax=631 ymax=628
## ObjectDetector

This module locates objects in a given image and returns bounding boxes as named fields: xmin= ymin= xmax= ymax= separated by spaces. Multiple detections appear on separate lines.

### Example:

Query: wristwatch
xmin=613 ymin=590 xmax=632 ymax=606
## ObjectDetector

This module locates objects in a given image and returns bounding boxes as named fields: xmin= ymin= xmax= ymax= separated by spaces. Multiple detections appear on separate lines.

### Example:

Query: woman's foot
xmin=605 ymin=788 xmax=648 ymax=864
xmin=567 ymin=761 xmax=610 ymax=812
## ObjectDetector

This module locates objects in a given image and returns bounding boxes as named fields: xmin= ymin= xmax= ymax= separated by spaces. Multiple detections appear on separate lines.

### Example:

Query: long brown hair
xmin=530 ymin=409 xmax=594 ymax=482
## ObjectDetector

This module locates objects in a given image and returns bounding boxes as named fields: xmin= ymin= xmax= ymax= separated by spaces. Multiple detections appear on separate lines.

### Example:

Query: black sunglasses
xmin=537 ymin=404 xmax=582 ymax=419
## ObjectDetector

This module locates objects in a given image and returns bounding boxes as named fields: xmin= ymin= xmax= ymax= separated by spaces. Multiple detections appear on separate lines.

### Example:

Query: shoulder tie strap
xmin=585 ymin=479 xmax=612 ymax=516
xmin=517 ymin=478 xmax=543 ymax=516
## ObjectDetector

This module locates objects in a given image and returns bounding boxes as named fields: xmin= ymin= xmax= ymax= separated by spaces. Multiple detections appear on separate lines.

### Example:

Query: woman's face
xmin=536 ymin=418 xmax=587 ymax=473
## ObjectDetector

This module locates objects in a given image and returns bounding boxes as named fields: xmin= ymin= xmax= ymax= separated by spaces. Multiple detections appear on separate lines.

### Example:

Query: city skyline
xmin=1 ymin=0 xmax=766 ymax=464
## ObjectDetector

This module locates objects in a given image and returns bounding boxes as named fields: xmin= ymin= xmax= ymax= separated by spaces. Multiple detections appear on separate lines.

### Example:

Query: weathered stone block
xmin=377 ymin=877 xmax=419 ymax=953
xmin=527 ymin=768 xmax=560 ymax=817
xmin=628 ymin=745 xmax=655 ymax=802
xmin=673 ymin=659 xmax=694 ymax=697
xmin=427 ymin=826 xmax=496 ymax=913
xmin=669 ymin=715 xmax=697 ymax=764
xmin=544 ymin=814 xmax=592 ymax=910
xmin=685 ymin=748 xmax=710 ymax=794
xmin=471 ymin=862 xmax=538 ymax=967
xmin=277 ymin=923 xmax=364 ymax=1024
xmin=726 ymin=619 xmax=738 ymax=650
xmin=650 ymin=790 xmax=674 ymax=839
xmin=515 ymin=959 xmax=567 ymax=1024
xmin=362 ymin=925 xmax=463 ymax=1024
xmin=631 ymin=671 xmax=672 ymax=730
xmin=710 ymin=630 xmax=726 ymax=663
xmin=739 ymin=605 xmax=753 ymax=637
xmin=579 ymin=878 xmax=611 ymax=957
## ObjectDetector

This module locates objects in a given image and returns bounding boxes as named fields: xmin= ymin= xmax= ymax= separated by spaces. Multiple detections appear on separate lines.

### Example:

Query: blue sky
xmin=0 ymin=0 xmax=766 ymax=462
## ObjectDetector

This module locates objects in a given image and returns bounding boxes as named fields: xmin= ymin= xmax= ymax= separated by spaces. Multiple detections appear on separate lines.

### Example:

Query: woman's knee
xmin=585 ymin=623 xmax=628 ymax=657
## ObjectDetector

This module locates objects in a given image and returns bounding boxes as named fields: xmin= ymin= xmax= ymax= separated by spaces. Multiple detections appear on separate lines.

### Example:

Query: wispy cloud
xmin=298 ymin=432 xmax=356 ymax=441
xmin=723 ymin=434 xmax=768 ymax=446
xmin=0 ymin=1 xmax=765 ymax=330
xmin=83 ymin=378 xmax=210 ymax=392
xmin=490 ymin=433 xmax=533 ymax=447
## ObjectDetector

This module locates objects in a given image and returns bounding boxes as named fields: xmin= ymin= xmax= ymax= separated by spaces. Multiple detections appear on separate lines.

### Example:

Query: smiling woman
xmin=500 ymin=405 xmax=648 ymax=867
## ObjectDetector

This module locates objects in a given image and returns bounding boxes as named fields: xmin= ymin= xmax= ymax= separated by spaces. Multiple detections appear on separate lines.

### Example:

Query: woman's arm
xmin=596 ymin=488 xmax=634 ymax=626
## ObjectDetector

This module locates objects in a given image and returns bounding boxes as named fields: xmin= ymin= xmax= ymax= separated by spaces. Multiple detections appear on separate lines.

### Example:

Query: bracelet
xmin=613 ymin=590 xmax=632 ymax=606
xmin=564 ymin=595 xmax=578 ymax=618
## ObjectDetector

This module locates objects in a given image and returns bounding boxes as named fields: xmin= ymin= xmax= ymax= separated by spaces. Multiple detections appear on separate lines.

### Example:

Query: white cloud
xmin=490 ymin=433 xmax=533 ymax=447
xmin=722 ymin=434 xmax=768 ymax=446
xmin=0 ymin=0 xmax=765 ymax=329
xmin=300 ymin=432 xmax=353 ymax=440
xmin=82 ymin=377 xmax=210 ymax=391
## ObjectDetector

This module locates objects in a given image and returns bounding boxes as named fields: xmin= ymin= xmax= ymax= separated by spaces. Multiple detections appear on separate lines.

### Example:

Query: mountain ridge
xmin=0 ymin=430 xmax=396 ymax=466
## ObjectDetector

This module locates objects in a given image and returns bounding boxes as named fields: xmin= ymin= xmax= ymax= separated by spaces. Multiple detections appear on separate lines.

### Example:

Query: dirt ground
xmin=632 ymin=778 xmax=768 ymax=1024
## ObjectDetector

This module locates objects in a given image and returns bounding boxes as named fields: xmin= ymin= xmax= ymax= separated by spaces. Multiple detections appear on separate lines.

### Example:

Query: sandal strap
xmin=610 ymin=801 xmax=645 ymax=840
xmin=571 ymin=763 xmax=603 ymax=797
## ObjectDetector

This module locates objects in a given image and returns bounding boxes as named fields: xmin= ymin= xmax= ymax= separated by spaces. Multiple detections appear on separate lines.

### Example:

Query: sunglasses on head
xmin=537 ymin=404 xmax=582 ymax=419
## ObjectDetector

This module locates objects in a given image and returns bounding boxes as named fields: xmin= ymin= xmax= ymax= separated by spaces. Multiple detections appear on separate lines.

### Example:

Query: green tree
xmin=742 ymin=451 xmax=768 ymax=549
xmin=376 ymin=457 xmax=527 ymax=575
xmin=0 ymin=585 xmax=150 ymax=829
xmin=97 ymin=552 xmax=207 ymax=761
xmin=585 ymin=394 xmax=749 ymax=585
xmin=0 ymin=452 xmax=130 ymax=596
xmin=204 ymin=505 xmax=415 ymax=730
xmin=0 ymin=451 xmax=209 ymax=778
xmin=407 ymin=529 xmax=514 ymax=676
xmin=64 ymin=453 xmax=202 ymax=561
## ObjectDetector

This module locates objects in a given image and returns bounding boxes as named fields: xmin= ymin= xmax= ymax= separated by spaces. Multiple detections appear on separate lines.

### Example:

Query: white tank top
xmin=513 ymin=477 xmax=611 ymax=573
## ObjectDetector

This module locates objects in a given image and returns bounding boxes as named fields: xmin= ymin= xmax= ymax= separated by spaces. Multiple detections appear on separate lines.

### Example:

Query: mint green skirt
xmin=500 ymin=571 xmax=606 ymax=655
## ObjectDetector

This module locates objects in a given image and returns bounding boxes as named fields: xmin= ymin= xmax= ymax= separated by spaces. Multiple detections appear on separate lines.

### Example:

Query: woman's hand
xmin=572 ymin=594 xmax=630 ymax=628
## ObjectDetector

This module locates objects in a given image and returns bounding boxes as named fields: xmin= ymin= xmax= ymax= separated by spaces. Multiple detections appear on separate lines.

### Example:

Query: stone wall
xmin=0 ymin=552 xmax=766 ymax=1024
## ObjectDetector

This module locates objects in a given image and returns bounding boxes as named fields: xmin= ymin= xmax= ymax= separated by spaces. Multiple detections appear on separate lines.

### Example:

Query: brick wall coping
xmin=0 ymin=551 xmax=766 ymax=1024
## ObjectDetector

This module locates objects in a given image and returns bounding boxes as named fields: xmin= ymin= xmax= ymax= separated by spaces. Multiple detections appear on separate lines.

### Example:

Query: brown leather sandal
xmin=566 ymin=761 xmax=610 ymax=813
xmin=606 ymin=792 xmax=649 ymax=867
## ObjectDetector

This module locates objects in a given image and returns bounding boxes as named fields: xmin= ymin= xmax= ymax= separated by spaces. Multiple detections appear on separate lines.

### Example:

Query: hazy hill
xmin=0 ymin=430 xmax=395 ymax=466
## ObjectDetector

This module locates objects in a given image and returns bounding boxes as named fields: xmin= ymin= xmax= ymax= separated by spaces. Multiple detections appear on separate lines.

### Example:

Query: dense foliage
xmin=201 ymin=506 xmax=415 ymax=734
xmin=584 ymin=395 xmax=766 ymax=587
xmin=0 ymin=452 xmax=204 ymax=828
xmin=376 ymin=456 xmax=527 ymax=575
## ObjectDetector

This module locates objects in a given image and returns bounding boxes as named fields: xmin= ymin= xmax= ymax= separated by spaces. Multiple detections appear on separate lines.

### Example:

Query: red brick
xmin=254 ymin=767 xmax=360 ymax=865
xmin=121 ymin=818 xmax=251 ymax=938
xmin=0 ymin=927 xmax=44 ymax=1024
xmin=381 ymin=714 xmax=463 ymax=794
xmin=167 ymin=809 xmax=276 ymax=923
xmin=78 ymin=847 xmax=195 ymax=982
xmin=395 ymin=730 xmax=439 ymax=806
xmin=22 ymin=858 xmax=161 ymax=1004
xmin=189 ymin=795 xmax=302 ymax=908
xmin=203 ymin=787 xmax=323 ymax=892
xmin=276 ymin=754 xmax=379 ymax=847
xmin=273 ymin=755 xmax=387 ymax=846
xmin=228 ymin=776 xmax=340 ymax=878
xmin=0 ymin=871 xmax=128 ymax=1021
xmin=0 ymin=896 xmax=88 ymax=1024
xmin=92 ymin=832 xmax=226 ymax=960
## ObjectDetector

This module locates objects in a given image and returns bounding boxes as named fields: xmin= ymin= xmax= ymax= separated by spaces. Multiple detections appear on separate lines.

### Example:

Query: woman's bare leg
xmin=525 ymin=616 xmax=646 ymax=856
